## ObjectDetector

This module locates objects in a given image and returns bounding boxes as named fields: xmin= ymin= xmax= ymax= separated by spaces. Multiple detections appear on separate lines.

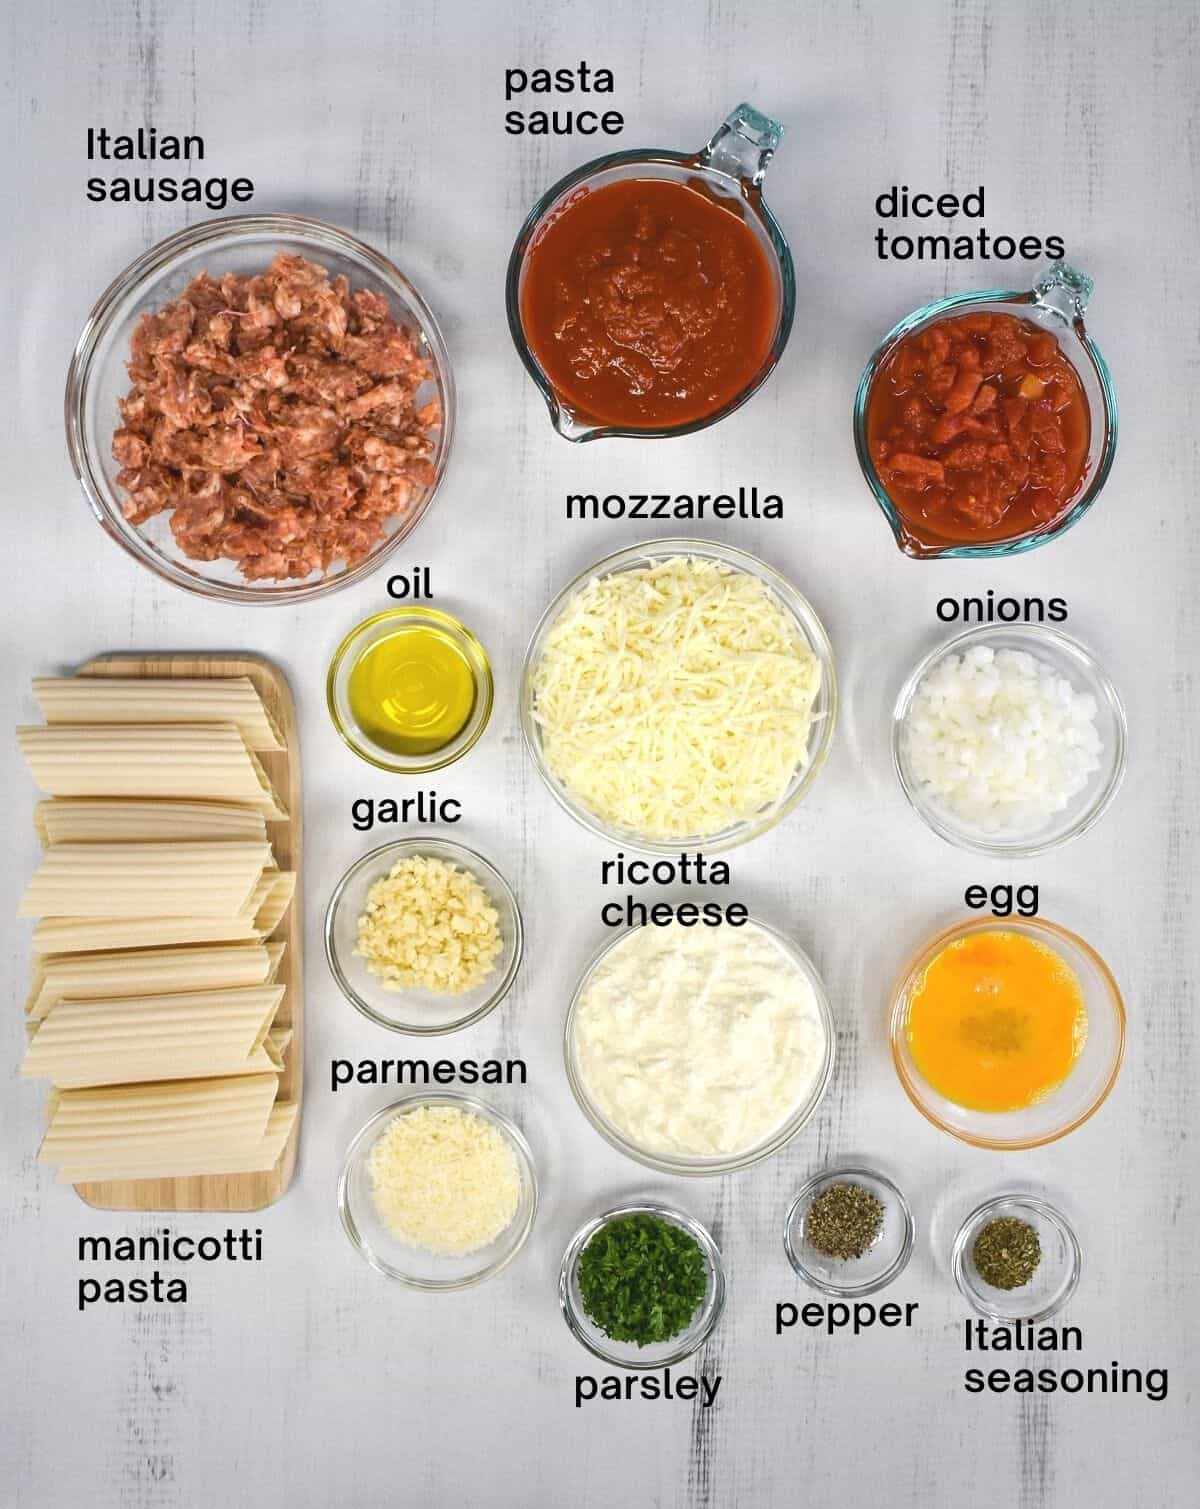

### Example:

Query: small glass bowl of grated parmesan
xmin=893 ymin=624 xmax=1126 ymax=857
xmin=325 ymin=840 xmax=523 ymax=1034
xmin=339 ymin=1094 xmax=538 ymax=1289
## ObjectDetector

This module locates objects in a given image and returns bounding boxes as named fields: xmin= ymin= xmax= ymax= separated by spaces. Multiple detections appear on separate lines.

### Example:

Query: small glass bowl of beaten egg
xmin=327 ymin=607 xmax=493 ymax=773
xmin=325 ymin=839 xmax=524 ymax=1034
xmin=889 ymin=916 xmax=1125 ymax=1150
xmin=339 ymin=1093 xmax=538 ymax=1290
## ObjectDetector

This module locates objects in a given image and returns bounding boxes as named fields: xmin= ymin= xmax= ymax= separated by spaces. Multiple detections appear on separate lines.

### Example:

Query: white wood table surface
xmin=2 ymin=1 xmax=1197 ymax=1504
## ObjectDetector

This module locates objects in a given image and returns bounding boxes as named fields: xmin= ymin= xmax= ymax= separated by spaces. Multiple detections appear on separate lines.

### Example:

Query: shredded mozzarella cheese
xmin=531 ymin=556 xmax=822 ymax=840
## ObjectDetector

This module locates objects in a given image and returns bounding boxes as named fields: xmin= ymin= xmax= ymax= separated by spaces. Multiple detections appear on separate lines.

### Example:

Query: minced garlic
xmin=355 ymin=855 xmax=502 ymax=994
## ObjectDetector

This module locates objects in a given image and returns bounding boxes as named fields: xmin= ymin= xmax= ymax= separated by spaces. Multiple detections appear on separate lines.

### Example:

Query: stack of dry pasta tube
xmin=18 ymin=675 xmax=297 ymax=1183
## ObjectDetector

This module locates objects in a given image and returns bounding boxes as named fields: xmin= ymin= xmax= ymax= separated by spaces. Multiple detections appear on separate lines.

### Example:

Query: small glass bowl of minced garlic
xmin=952 ymin=1193 xmax=1081 ymax=1322
xmin=784 ymin=1166 xmax=914 ymax=1297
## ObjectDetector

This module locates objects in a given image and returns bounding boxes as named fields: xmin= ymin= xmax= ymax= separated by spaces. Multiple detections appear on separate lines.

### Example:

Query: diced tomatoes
xmin=866 ymin=310 xmax=1090 ymax=547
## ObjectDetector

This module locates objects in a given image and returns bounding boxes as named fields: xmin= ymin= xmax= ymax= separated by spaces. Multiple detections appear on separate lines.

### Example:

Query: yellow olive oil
xmin=348 ymin=626 xmax=477 ymax=757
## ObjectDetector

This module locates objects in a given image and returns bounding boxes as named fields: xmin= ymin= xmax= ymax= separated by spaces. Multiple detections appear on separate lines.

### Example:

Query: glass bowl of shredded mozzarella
xmin=892 ymin=624 xmax=1126 ymax=857
xmin=338 ymin=1094 xmax=538 ymax=1289
xmin=521 ymin=538 xmax=838 ymax=854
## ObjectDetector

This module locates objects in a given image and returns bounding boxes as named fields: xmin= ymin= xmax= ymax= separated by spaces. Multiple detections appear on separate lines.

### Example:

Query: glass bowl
xmin=783 ymin=1166 xmax=915 ymax=1297
xmin=327 ymin=607 xmax=494 ymax=774
xmin=565 ymin=917 xmax=836 ymax=1176
xmin=853 ymin=261 xmax=1117 ymax=558
xmin=339 ymin=1093 xmax=537 ymax=1289
xmin=65 ymin=213 xmax=455 ymax=604
xmin=558 ymin=1200 xmax=726 ymax=1368
xmin=325 ymin=839 xmax=523 ymax=1035
xmin=893 ymin=623 xmax=1127 ymax=858
xmin=521 ymin=537 xmax=838 ymax=854
xmin=889 ymin=916 xmax=1126 ymax=1150
xmin=953 ymin=1193 xmax=1081 ymax=1322
xmin=507 ymin=103 xmax=794 ymax=441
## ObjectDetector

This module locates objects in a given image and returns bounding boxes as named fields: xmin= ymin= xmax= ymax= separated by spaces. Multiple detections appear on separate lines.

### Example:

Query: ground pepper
xmin=973 ymin=1216 xmax=1042 ymax=1290
xmin=805 ymin=1182 xmax=884 ymax=1260
xmin=577 ymin=1213 xmax=708 ymax=1346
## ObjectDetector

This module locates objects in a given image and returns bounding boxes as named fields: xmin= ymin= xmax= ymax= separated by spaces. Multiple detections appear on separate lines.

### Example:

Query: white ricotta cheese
xmin=572 ymin=920 xmax=828 ymax=1159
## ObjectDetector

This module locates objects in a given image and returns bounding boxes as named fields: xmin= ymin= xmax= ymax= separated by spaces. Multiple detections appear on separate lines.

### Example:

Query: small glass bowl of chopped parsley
xmin=559 ymin=1202 xmax=726 ymax=1369
xmin=784 ymin=1166 xmax=914 ymax=1297
xmin=952 ymin=1192 xmax=1081 ymax=1322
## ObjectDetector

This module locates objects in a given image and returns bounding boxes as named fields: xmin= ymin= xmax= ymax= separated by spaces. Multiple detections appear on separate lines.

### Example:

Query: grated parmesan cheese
xmin=355 ymin=855 xmax=502 ymax=994
xmin=530 ymin=556 xmax=822 ymax=840
xmin=367 ymin=1104 xmax=521 ymax=1256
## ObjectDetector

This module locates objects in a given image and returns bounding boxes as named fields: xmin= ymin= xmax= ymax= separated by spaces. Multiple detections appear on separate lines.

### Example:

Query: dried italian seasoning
xmin=973 ymin=1216 xmax=1042 ymax=1290
xmin=805 ymin=1182 xmax=884 ymax=1261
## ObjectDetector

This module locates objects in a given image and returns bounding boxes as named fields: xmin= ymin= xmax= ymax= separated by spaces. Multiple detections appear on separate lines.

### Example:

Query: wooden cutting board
xmin=69 ymin=653 xmax=302 ymax=1213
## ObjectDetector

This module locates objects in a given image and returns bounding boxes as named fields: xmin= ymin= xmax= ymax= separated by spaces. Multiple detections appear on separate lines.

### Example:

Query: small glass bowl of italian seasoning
xmin=784 ymin=1166 xmax=915 ymax=1297
xmin=953 ymin=1193 xmax=1081 ymax=1322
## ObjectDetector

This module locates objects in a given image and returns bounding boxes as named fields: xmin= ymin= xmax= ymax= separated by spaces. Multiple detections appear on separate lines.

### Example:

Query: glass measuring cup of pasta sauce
xmin=854 ymin=262 xmax=1117 ymax=558
xmin=506 ymin=104 xmax=794 ymax=440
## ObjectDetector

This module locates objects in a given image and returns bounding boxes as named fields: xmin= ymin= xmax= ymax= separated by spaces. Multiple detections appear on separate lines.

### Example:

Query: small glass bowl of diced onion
xmin=892 ymin=624 xmax=1127 ymax=858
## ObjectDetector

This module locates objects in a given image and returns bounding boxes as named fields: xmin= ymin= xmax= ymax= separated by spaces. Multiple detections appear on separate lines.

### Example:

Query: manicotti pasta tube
xmin=18 ymin=841 xmax=273 ymax=918
xmin=17 ymin=723 xmax=287 ymax=817
xmin=34 ymin=676 xmax=284 ymax=751
xmin=29 ymin=874 xmax=295 ymax=954
xmin=34 ymin=799 xmax=269 ymax=845
xmin=53 ymin=1101 xmax=298 ymax=1183
xmin=39 ymin=1074 xmax=281 ymax=1171
xmin=22 ymin=984 xmax=285 ymax=1088
xmin=24 ymin=940 xmax=283 ymax=1020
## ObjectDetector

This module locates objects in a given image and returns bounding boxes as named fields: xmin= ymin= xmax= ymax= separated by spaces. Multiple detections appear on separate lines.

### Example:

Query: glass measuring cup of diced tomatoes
xmin=853 ymin=263 xmax=1117 ymax=558
xmin=506 ymin=104 xmax=795 ymax=441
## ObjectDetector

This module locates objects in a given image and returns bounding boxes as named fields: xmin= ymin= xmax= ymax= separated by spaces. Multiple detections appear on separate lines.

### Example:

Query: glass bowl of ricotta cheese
xmin=565 ymin=916 xmax=836 ymax=1176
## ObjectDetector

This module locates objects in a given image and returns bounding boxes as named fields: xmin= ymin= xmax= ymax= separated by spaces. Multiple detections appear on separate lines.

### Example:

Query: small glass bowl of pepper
xmin=558 ymin=1201 xmax=726 ymax=1370
xmin=784 ymin=1166 xmax=915 ymax=1297
xmin=953 ymin=1193 xmax=1081 ymax=1323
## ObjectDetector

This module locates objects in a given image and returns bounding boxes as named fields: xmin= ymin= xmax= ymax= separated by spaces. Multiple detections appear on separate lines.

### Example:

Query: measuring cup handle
xmin=699 ymin=103 xmax=784 ymax=191
xmin=1033 ymin=260 xmax=1095 ymax=326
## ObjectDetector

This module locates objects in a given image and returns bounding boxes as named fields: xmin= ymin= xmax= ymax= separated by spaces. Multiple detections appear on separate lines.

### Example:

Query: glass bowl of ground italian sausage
xmin=66 ymin=213 xmax=454 ymax=603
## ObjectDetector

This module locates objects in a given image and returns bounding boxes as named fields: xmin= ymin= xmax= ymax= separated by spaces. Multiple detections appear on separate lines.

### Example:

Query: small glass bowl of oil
xmin=327 ymin=608 xmax=494 ymax=772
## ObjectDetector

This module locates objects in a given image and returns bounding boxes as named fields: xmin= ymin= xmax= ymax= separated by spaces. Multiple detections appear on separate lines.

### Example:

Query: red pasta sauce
xmin=519 ymin=177 xmax=777 ymax=430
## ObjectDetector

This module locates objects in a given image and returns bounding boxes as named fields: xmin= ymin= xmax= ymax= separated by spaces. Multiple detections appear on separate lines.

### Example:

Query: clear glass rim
xmin=325 ymin=606 xmax=495 ymax=774
xmin=505 ymin=149 xmax=795 ymax=441
xmin=338 ymin=1092 xmax=538 ymax=1289
xmin=952 ymin=1192 xmax=1081 ymax=1322
xmin=888 ymin=915 xmax=1126 ymax=1150
xmin=564 ymin=916 xmax=837 ymax=1175
xmin=558 ymin=1199 xmax=727 ymax=1368
xmin=891 ymin=623 xmax=1128 ymax=858
xmin=520 ymin=536 xmax=838 ymax=854
xmin=783 ymin=1165 xmax=915 ymax=1297
xmin=852 ymin=284 xmax=1118 ymax=558
xmin=64 ymin=212 xmax=457 ymax=604
xmin=324 ymin=838 xmax=524 ymax=1036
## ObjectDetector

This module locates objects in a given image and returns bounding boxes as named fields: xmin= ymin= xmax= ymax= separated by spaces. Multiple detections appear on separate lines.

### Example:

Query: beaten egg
xmin=904 ymin=929 xmax=1087 ymax=1113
